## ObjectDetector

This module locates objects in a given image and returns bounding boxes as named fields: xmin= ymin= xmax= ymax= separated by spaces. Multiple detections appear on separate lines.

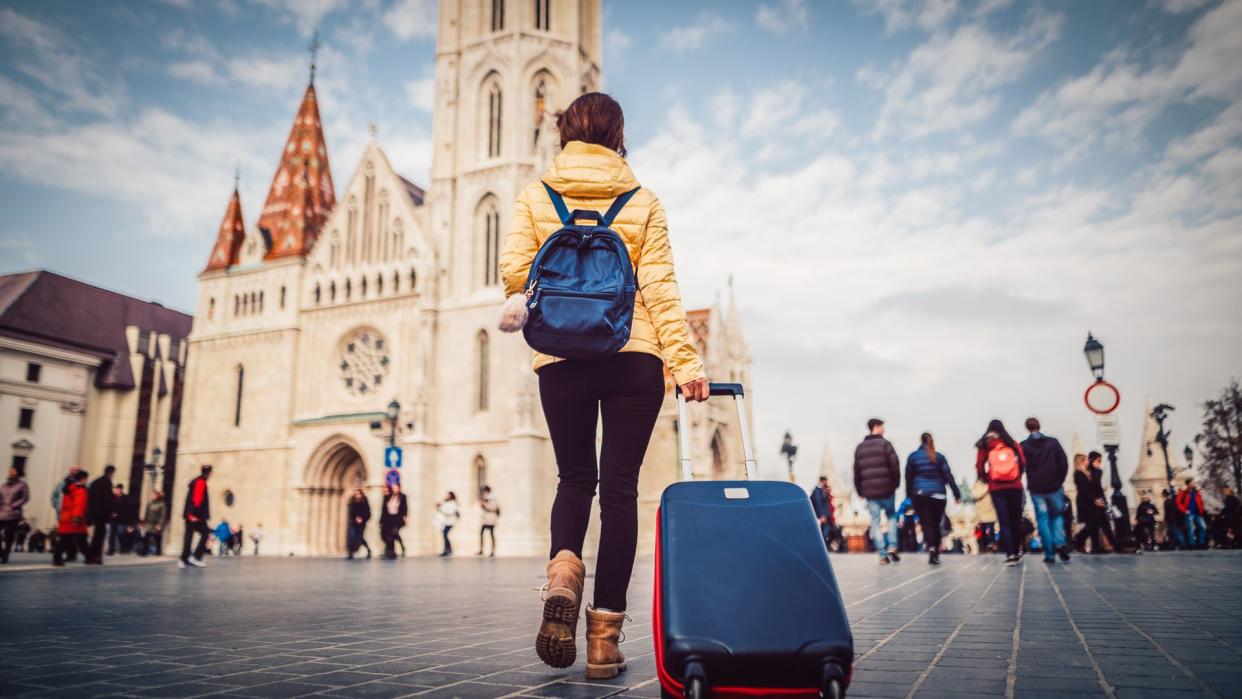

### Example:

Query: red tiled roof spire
xmin=257 ymin=81 xmax=335 ymax=260
xmin=203 ymin=182 xmax=245 ymax=272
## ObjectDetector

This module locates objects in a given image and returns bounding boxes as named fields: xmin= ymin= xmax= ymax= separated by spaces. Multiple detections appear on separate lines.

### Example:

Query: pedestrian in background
xmin=1178 ymin=479 xmax=1207 ymax=548
xmin=213 ymin=519 xmax=232 ymax=556
xmin=905 ymin=432 xmax=961 ymax=566
xmin=380 ymin=484 xmax=407 ymax=560
xmin=1072 ymin=452 xmax=1116 ymax=553
xmin=1134 ymin=494 xmax=1158 ymax=551
xmin=86 ymin=465 xmax=115 ymax=564
xmin=1221 ymin=486 xmax=1240 ymax=548
xmin=53 ymin=470 xmax=89 ymax=567
xmin=1 ymin=465 xmax=30 ymax=563
xmin=975 ymin=419 xmax=1026 ymax=566
xmin=249 ymin=523 xmax=264 ymax=555
xmin=478 ymin=485 xmax=500 ymax=557
xmin=179 ymin=465 xmax=212 ymax=568
xmin=435 ymin=491 xmax=459 ymax=557
xmin=347 ymin=489 xmax=372 ymax=560
xmin=1162 ymin=488 xmax=1187 ymax=549
xmin=1020 ymin=418 xmax=1071 ymax=564
xmin=116 ymin=484 xmax=140 ymax=554
xmin=971 ymin=479 xmax=997 ymax=553
xmin=854 ymin=418 xmax=902 ymax=565
xmin=810 ymin=476 xmax=836 ymax=549
xmin=50 ymin=465 xmax=79 ymax=522
xmin=142 ymin=490 xmax=166 ymax=556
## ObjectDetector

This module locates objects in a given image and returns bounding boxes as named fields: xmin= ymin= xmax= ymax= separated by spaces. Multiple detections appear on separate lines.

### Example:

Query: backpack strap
xmin=602 ymin=187 xmax=641 ymax=227
xmin=542 ymin=182 xmax=572 ymax=225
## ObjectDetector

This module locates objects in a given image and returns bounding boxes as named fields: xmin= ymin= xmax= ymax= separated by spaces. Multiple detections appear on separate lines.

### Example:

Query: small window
xmin=138 ymin=330 xmax=151 ymax=354
xmin=25 ymin=363 xmax=41 ymax=383
xmin=280 ymin=285 xmax=286 ymax=309
xmin=361 ymin=276 xmax=368 ymax=297
xmin=476 ymin=330 xmax=490 ymax=412
xmin=330 ymin=281 xmax=337 ymax=301
xmin=474 ymin=455 xmax=488 ymax=501
xmin=534 ymin=0 xmax=549 ymax=31
xmin=234 ymin=365 xmax=244 ymax=427
xmin=11 ymin=455 xmax=26 ymax=477
xmin=393 ymin=271 xmax=400 ymax=292
xmin=314 ymin=284 xmax=322 ymax=305
xmin=223 ymin=490 xmax=235 ymax=507
xmin=18 ymin=408 xmax=34 ymax=430
xmin=208 ymin=297 xmax=216 ymax=320
xmin=409 ymin=268 xmax=417 ymax=291
xmin=168 ymin=423 xmax=179 ymax=440
xmin=491 ymin=0 xmax=505 ymax=31
xmin=377 ymin=274 xmax=384 ymax=295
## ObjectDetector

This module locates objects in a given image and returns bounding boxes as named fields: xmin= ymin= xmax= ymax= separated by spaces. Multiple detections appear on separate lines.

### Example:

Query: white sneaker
xmin=186 ymin=557 xmax=206 ymax=568
xmin=177 ymin=560 xmax=187 ymax=569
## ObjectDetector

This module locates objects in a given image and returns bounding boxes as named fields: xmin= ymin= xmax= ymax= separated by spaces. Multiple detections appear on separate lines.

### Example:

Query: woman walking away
xmin=347 ymin=489 xmax=372 ymax=560
xmin=435 ymin=492 xmax=459 ymax=557
xmin=1072 ymin=452 xmax=1117 ymax=553
xmin=53 ymin=470 xmax=89 ymax=567
xmin=1 ymin=466 xmax=30 ymax=563
xmin=975 ymin=419 xmax=1027 ymax=566
xmin=379 ymin=484 xmax=407 ymax=560
xmin=498 ymin=92 xmax=708 ymax=680
xmin=906 ymin=433 xmax=961 ymax=566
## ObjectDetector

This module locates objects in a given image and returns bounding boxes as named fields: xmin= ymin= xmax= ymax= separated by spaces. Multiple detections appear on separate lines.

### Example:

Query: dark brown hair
xmin=921 ymin=432 xmax=937 ymax=465
xmin=557 ymin=92 xmax=626 ymax=157
xmin=1025 ymin=417 xmax=1040 ymax=432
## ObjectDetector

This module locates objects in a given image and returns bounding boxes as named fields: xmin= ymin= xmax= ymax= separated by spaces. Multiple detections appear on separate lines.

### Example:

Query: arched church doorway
xmin=710 ymin=429 xmax=726 ymax=480
xmin=302 ymin=439 xmax=367 ymax=556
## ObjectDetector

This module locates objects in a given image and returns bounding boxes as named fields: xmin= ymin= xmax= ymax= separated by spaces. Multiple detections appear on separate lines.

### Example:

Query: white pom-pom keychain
xmin=498 ymin=293 xmax=529 ymax=332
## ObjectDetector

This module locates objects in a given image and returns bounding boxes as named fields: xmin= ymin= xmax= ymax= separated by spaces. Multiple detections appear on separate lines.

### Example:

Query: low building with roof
xmin=0 ymin=271 xmax=191 ymax=532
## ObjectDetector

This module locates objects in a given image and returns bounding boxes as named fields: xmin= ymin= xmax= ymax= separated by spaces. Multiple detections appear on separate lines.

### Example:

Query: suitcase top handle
xmin=675 ymin=382 xmax=757 ymax=481
xmin=675 ymin=382 xmax=744 ymax=398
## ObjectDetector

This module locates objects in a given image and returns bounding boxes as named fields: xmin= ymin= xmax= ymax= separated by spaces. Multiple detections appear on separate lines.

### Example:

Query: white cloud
xmin=1013 ymin=1 xmax=1242 ymax=151
xmin=251 ymin=0 xmax=348 ymax=36
xmin=168 ymin=60 xmax=220 ymax=85
xmin=660 ymin=13 xmax=731 ymax=53
xmin=384 ymin=0 xmax=437 ymax=41
xmin=605 ymin=28 xmax=633 ymax=67
xmin=1158 ymin=0 xmax=1211 ymax=13
xmin=404 ymin=70 xmax=435 ymax=112
xmin=854 ymin=0 xmax=960 ymax=34
xmin=0 ymin=233 xmax=39 ymax=264
xmin=869 ymin=11 xmax=1062 ymax=139
xmin=0 ymin=8 xmax=123 ymax=118
xmin=756 ymin=0 xmax=809 ymax=33
xmin=740 ymin=81 xmax=840 ymax=153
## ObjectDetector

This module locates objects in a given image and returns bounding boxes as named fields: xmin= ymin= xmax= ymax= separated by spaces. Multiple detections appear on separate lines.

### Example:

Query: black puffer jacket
xmin=853 ymin=435 xmax=900 ymax=499
xmin=1021 ymin=434 xmax=1068 ymax=495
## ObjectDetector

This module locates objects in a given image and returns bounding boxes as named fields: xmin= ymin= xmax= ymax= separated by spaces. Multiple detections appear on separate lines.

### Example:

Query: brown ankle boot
xmin=536 ymin=549 xmax=585 ymax=668
xmin=585 ymin=605 xmax=627 ymax=680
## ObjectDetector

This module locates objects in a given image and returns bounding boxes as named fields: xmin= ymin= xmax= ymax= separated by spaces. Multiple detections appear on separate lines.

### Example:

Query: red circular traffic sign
xmin=1084 ymin=380 xmax=1121 ymax=415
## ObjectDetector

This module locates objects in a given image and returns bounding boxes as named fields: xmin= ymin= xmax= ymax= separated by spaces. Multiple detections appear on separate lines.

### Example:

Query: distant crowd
xmin=805 ymin=416 xmax=1241 ymax=567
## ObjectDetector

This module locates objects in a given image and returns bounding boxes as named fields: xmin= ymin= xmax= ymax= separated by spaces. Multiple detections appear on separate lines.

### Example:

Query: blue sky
xmin=1 ymin=0 xmax=1240 ymax=494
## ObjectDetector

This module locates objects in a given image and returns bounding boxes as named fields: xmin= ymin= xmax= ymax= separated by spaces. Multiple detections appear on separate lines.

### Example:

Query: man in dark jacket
xmin=1020 ymin=418 xmax=1070 ymax=564
xmin=854 ymin=418 xmax=901 ymax=564
xmin=810 ymin=476 xmax=836 ymax=548
xmin=1134 ymin=494 xmax=1158 ymax=550
xmin=180 ymin=465 xmax=212 ymax=568
xmin=86 ymin=465 xmax=116 ymax=564
xmin=1162 ymin=489 xmax=1187 ymax=549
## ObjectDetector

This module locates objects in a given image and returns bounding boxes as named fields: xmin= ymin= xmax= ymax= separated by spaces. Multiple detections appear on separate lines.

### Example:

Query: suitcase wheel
xmin=821 ymin=678 xmax=844 ymax=699
xmin=684 ymin=677 xmax=705 ymax=699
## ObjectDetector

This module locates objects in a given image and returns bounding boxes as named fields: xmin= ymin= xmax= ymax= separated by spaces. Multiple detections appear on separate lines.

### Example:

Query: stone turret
xmin=1130 ymin=399 xmax=1189 ymax=517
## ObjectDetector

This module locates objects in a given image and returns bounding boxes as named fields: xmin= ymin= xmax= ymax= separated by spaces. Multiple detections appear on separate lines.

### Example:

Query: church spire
xmin=203 ymin=178 xmax=245 ymax=272
xmin=257 ymin=62 xmax=335 ymax=261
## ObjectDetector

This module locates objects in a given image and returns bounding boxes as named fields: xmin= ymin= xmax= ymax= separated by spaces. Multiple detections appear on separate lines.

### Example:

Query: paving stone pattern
xmin=1 ymin=552 xmax=1240 ymax=698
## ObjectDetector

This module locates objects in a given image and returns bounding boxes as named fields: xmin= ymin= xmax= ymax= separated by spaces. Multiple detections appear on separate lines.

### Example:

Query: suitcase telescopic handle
xmin=675 ymin=382 xmax=758 ymax=482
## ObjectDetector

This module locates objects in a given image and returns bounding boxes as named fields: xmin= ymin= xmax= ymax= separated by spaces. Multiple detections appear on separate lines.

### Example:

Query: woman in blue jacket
xmin=906 ymin=433 xmax=961 ymax=565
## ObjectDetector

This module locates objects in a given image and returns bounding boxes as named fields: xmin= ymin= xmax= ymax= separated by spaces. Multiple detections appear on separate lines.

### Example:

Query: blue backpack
xmin=521 ymin=182 xmax=641 ymax=359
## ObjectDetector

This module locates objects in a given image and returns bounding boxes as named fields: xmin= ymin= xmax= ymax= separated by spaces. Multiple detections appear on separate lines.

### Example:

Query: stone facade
xmin=173 ymin=0 xmax=750 ymax=557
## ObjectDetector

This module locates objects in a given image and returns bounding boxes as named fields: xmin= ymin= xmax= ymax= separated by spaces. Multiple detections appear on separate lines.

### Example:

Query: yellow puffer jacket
xmin=500 ymin=141 xmax=705 ymax=386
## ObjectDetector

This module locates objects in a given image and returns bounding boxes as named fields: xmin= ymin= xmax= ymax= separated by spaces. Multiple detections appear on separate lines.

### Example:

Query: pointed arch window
xmin=474 ymin=455 xmax=488 ymax=501
xmin=361 ymin=276 xmax=368 ymax=298
xmin=478 ymin=197 xmax=501 ymax=287
xmin=208 ymin=297 xmax=216 ymax=320
xmin=363 ymin=173 xmax=375 ymax=263
xmin=280 ymin=285 xmax=286 ymax=309
xmin=393 ymin=271 xmax=401 ymax=292
xmin=330 ymin=231 xmax=341 ymax=268
xmin=314 ymin=284 xmax=322 ymax=305
xmin=491 ymin=0 xmax=505 ymax=31
xmin=409 ymin=268 xmax=417 ymax=292
xmin=330 ymin=281 xmax=337 ymax=302
xmin=476 ymin=330 xmax=490 ymax=412
xmin=377 ymin=273 xmax=384 ymax=295
xmin=534 ymin=0 xmax=550 ymax=31
xmin=392 ymin=220 xmax=404 ymax=261
xmin=234 ymin=365 xmax=245 ymax=427
xmin=486 ymin=80 xmax=502 ymax=159
xmin=347 ymin=204 xmax=358 ymax=264
xmin=533 ymin=77 xmax=548 ymax=150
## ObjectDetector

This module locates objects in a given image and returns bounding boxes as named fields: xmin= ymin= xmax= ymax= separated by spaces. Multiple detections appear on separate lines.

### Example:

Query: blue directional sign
xmin=385 ymin=468 xmax=401 ymax=487
xmin=385 ymin=445 xmax=403 ymax=469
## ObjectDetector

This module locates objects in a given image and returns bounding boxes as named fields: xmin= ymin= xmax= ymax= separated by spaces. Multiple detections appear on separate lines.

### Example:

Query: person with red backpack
xmin=975 ymin=419 xmax=1027 ymax=566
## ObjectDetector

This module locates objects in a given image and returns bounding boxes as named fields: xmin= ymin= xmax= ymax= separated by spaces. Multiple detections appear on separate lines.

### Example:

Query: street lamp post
xmin=780 ymin=431 xmax=798 ymax=483
xmin=1151 ymin=404 xmax=1177 ymax=501
xmin=386 ymin=400 xmax=401 ymax=448
xmin=1082 ymin=334 xmax=1123 ymax=493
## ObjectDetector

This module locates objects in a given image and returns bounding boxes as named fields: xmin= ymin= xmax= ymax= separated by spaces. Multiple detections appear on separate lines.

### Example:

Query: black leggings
xmin=540 ymin=352 xmax=665 ymax=612
xmin=911 ymin=495 xmax=947 ymax=551
xmin=991 ymin=489 xmax=1024 ymax=557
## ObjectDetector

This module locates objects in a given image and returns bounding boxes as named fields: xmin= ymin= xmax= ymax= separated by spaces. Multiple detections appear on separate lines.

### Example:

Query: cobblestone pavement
xmin=2 ymin=552 xmax=1240 ymax=698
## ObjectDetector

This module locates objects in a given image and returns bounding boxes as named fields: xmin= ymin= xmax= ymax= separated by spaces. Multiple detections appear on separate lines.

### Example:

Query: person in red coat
xmin=54 ymin=470 xmax=90 ymax=567
xmin=975 ymin=419 xmax=1027 ymax=566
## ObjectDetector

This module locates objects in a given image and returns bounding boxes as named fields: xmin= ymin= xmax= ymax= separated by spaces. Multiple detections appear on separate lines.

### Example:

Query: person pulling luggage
xmin=497 ymin=92 xmax=707 ymax=680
